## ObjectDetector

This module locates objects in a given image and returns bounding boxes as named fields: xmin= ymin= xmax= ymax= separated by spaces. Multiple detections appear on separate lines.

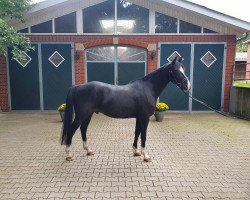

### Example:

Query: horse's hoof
xmin=66 ymin=156 xmax=75 ymax=161
xmin=87 ymin=151 xmax=95 ymax=156
xmin=144 ymin=156 xmax=152 ymax=162
xmin=134 ymin=152 xmax=141 ymax=157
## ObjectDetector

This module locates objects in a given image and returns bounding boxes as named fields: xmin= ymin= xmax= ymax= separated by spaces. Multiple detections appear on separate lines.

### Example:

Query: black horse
xmin=61 ymin=56 xmax=191 ymax=162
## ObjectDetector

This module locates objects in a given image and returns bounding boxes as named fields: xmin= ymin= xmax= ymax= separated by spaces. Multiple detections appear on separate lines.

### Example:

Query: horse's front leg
xmin=133 ymin=118 xmax=141 ymax=157
xmin=140 ymin=117 xmax=152 ymax=162
xmin=65 ymin=145 xmax=74 ymax=161
xmin=80 ymin=115 xmax=95 ymax=156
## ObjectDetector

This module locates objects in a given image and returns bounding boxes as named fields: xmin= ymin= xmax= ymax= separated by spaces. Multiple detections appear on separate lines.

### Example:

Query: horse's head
xmin=169 ymin=56 xmax=191 ymax=93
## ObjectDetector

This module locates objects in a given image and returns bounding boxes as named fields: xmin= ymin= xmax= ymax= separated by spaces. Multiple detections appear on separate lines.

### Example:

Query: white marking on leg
xmin=83 ymin=142 xmax=94 ymax=156
xmin=65 ymin=145 xmax=74 ymax=161
xmin=65 ymin=145 xmax=72 ymax=157
xmin=133 ymin=146 xmax=141 ymax=156
xmin=141 ymin=148 xmax=152 ymax=162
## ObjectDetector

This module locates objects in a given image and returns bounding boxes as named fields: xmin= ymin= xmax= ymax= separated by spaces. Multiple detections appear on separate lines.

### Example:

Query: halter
xmin=169 ymin=68 xmax=188 ymax=89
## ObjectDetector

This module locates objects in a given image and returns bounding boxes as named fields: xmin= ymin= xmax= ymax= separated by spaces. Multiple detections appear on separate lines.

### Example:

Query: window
xmin=83 ymin=0 xmax=115 ymax=33
xmin=55 ymin=12 xmax=76 ymax=33
xmin=204 ymin=28 xmax=217 ymax=33
xmin=117 ymin=1 xmax=149 ymax=33
xmin=86 ymin=46 xmax=146 ymax=61
xmin=179 ymin=20 xmax=201 ymax=33
xmin=18 ymin=28 xmax=29 ymax=33
xmin=86 ymin=46 xmax=115 ymax=61
xmin=31 ymin=20 xmax=52 ymax=33
xmin=82 ymin=0 xmax=149 ymax=34
xmin=155 ymin=12 xmax=177 ymax=33
xmin=117 ymin=46 xmax=146 ymax=61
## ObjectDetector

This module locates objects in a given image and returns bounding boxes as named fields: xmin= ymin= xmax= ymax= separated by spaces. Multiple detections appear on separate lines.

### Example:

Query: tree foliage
xmin=0 ymin=0 xmax=33 ymax=61
xmin=236 ymin=33 xmax=249 ymax=52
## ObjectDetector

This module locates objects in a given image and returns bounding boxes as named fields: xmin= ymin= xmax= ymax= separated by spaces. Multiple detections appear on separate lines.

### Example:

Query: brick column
xmin=0 ymin=56 xmax=9 ymax=111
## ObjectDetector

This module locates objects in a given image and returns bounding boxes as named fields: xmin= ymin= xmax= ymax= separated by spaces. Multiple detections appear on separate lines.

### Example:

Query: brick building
xmin=0 ymin=0 xmax=250 ymax=112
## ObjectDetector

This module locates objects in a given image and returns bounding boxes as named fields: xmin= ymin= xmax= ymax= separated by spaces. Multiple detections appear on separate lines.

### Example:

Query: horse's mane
xmin=140 ymin=63 xmax=170 ymax=82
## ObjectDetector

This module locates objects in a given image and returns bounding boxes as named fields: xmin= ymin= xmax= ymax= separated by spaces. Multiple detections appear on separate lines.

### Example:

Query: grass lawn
xmin=233 ymin=81 xmax=250 ymax=88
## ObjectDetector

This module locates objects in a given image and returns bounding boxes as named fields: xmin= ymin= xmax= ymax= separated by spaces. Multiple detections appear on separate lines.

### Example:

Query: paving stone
xmin=0 ymin=112 xmax=249 ymax=200
xmin=32 ymin=192 xmax=50 ymax=198
xmin=48 ymin=192 xmax=65 ymax=198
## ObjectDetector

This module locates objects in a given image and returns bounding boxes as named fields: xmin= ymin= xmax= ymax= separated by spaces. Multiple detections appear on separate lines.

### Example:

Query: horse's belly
xmin=100 ymin=98 xmax=136 ymax=118
xmin=101 ymin=106 xmax=136 ymax=118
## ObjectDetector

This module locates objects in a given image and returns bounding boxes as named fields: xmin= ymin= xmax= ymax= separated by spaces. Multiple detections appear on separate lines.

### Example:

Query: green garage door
xmin=159 ymin=43 xmax=191 ymax=111
xmin=8 ymin=44 xmax=40 ymax=110
xmin=41 ymin=43 xmax=73 ymax=110
xmin=192 ymin=44 xmax=225 ymax=110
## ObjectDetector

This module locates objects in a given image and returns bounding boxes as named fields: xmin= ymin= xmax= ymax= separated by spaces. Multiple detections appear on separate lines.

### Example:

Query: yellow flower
xmin=57 ymin=103 xmax=66 ymax=111
xmin=155 ymin=102 xmax=169 ymax=112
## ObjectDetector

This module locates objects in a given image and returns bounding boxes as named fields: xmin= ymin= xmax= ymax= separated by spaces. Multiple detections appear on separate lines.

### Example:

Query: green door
xmin=87 ymin=63 xmax=115 ymax=84
xmin=41 ymin=43 xmax=72 ymax=110
xmin=117 ymin=63 xmax=145 ymax=85
xmin=86 ymin=46 xmax=146 ymax=86
xmin=192 ymin=44 xmax=225 ymax=110
xmin=159 ymin=43 xmax=191 ymax=111
xmin=8 ymin=44 xmax=40 ymax=110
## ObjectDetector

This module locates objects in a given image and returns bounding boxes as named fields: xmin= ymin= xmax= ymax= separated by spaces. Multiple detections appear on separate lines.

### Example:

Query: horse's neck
xmin=143 ymin=65 xmax=171 ymax=98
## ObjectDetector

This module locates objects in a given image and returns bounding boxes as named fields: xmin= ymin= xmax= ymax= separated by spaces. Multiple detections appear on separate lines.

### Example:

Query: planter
xmin=59 ymin=111 xmax=65 ymax=122
xmin=154 ymin=111 xmax=165 ymax=122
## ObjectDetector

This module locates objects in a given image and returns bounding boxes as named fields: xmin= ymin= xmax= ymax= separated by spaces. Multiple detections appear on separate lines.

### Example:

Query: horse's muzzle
xmin=183 ymin=79 xmax=191 ymax=93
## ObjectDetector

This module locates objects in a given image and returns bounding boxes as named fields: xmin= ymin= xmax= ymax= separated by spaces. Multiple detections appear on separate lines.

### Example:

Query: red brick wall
xmin=0 ymin=56 xmax=8 ymax=112
xmin=0 ymin=35 xmax=236 ymax=112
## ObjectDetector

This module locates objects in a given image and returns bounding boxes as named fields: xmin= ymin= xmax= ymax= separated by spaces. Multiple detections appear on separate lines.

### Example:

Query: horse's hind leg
xmin=65 ymin=117 xmax=83 ymax=161
xmin=80 ymin=114 xmax=94 ymax=156
xmin=133 ymin=118 xmax=141 ymax=156
xmin=139 ymin=117 xmax=152 ymax=162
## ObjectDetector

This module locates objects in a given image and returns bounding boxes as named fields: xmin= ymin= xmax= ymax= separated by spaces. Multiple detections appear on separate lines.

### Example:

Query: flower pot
xmin=59 ymin=111 xmax=65 ymax=122
xmin=154 ymin=111 xmax=165 ymax=122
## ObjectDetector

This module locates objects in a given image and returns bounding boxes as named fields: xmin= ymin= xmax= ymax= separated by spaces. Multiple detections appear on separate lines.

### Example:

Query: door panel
xmin=41 ymin=43 xmax=72 ymax=110
xmin=118 ymin=63 xmax=145 ymax=85
xmin=159 ymin=44 xmax=191 ymax=111
xmin=87 ymin=62 xmax=115 ymax=84
xmin=8 ymin=44 xmax=40 ymax=110
xmin=192 ymin=44 xmax=224 ymax=110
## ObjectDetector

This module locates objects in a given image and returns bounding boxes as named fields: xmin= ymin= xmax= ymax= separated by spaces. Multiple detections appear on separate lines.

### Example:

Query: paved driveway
xmin=0 ymin=112 xmax=249 ymax=200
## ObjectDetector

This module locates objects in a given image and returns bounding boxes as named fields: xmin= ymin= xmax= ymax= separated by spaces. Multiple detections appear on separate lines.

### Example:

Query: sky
xmin=32 ymin=0 xmax=250 ymax=22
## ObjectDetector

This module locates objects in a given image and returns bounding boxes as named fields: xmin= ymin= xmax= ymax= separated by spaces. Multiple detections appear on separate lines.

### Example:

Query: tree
xmin=0 ymin=0 xmax=33 ymax=62
xmin=236 ymin=33 xmax=249 ymax=52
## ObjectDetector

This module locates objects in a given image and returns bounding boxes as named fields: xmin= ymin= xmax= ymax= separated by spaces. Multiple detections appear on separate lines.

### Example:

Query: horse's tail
xmin=61 ymin=86 xmax=75 ymax=145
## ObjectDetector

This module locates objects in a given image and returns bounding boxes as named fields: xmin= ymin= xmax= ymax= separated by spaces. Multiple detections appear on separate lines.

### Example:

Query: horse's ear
xmin=171 ymin=56 xmax=178 ymax=65
xmin=178 ymin=57 xmax=183 ymax=62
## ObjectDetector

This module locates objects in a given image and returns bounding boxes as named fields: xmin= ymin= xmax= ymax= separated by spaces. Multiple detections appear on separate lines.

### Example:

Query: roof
xmin=161 ymin=0 xmax=250 ymax=29
xmin=9 ymin=0 xmax=250 ymax=35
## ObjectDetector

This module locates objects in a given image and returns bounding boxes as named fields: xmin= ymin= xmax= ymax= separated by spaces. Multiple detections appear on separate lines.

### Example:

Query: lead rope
xmin=186 ymin=94 xmax=229 ymax=117
xmin=184 ymin=93 xmax=249 ymax=120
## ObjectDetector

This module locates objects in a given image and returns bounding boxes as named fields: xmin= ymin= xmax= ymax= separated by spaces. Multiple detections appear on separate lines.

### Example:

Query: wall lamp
xmin=151 ymin=50 xmax=156 ymax=60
